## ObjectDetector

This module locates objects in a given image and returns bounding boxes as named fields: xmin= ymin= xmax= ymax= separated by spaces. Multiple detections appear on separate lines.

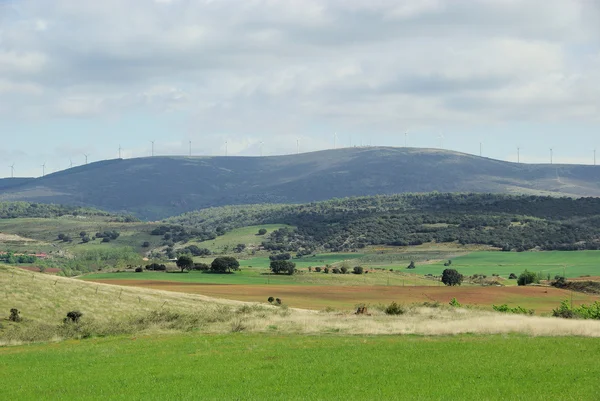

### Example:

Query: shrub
xmin=340 ymin=266 xmax=348 ymax=274
xmin=308 ymin=267 xmax=312 ymax=272
xmin=449 ymin=297 xmax=462 ymax=307
xmin=441 ymin=268 xmax=463 ymax=286
xmin=211 ymin=256 xmax=240 ymax=273
xmin=102 ymin=237 xmax=111 ymax=243
xmin=493 ymin=304 xmax=534 ymax=315
xmin=323 ymin=267 xmax=329 ymax=274
xmin=270 ymin=260 xmax=296 ymax=275
xmin=81 ymin=235 xmax=91 ymax=243
xmin=268 ymin=297 xmax=274 ymax=304
xmin=65 ymin=311 xmax=83 ymax=323
xmin=384 ymin=302 xmax=405 ymax=315
xmin=134 ymin=267 xmax=143 ymax=273
xmin=145 ymin=263 xmax=167 ymax=271
xmin=407 ymin=261 xmax=416 ymax=269
xmin=258 ymin=228 xmax=267 ymax=235
xmin=275 ymin=298 xmax=282 ymax=305
xmin=517 ymin=270 xmax=539 ymax=286
xmin=551 ymin=276 xmax=567 ymax=288
xmin=332 ymin=268 xmax=341 ymax=274
xmin=553 ymin=300 xmax=600 ymax=320
xmin=352 ymin=266 xmax=364 ymax=275
xmin=192 ymin=263 xmax=210 ymax=271
xmin=9 ymin=308 xmax=21 ymax=322
xmin=142 ymin=241 xmax=150 ymax=248
xmin=315 ymin=267 xmax=322 ymax=273
xmin=509 ymin=273 xmax=517 ymax=279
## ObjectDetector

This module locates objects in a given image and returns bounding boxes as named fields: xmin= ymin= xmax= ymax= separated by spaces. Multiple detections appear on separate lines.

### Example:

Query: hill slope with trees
xmin=1 ymin=147 xmax=600 ymax=219
xmin=168 ymin=193 xmax=600 ymax=252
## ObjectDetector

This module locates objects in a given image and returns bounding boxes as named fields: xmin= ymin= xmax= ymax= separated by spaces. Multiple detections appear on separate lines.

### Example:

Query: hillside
xmin=1 ymin=147 xmax=600 ymax=219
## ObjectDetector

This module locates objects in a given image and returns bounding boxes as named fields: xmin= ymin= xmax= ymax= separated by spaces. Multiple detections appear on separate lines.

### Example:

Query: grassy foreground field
xmin=2 ymin=333 xmax=600 ymax=400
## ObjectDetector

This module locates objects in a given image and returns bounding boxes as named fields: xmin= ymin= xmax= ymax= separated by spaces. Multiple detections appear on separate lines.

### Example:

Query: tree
xmin=258 ymin=228 xmax=267 ymax=235
xmin=441 ymin=268 xmax=463 ymax=286
xmin=142 ymin=241 xmax=150 ymax=248
xmin=407 ymin=261 xmax=416 ymax=269
xmin=353 ymin=266 xmax=364 ymax=275
xmin=210 ymin=256 xmax=240 ymax=273
xmin=176 ymin=255 xmax=194 ymax=272
xmin=79 ymin=231 xmax=87 ymax=238
xmin=517 ymin=270 xmax=539 ymax=286
xmin=82 ymin=235 xmax=91 ymax=243
xmin=270 ymin=260 xmax=296 ymax=275
xmin=234 ymin=243 xmax=246 ymax=253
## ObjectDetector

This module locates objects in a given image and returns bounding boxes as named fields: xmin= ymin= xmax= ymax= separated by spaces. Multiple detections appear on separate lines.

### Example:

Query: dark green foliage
xmin=0 ymin=202 xmax=112 ymax=219
xmin=234 ymin=243 xmax=246 ymax=253
xmin=96 ymin=230 xmax=120 ymax=241
xmin=441 ymin=269 xmax=463 ymax=286
xmin=314 ymin=267 xmax=322 ymax=273
xmin=192 ymin=263 xmax=210 ymax=271
xmin=407 ymin=261 xmax=416 ymax=269
xmin=145 ymin=263 xmax=167 ymax=271
xmin=352 ymin=266 xmax=364 ymax=275
xmin=340 ymin=266 xmax=348 ymax=274
xmin=210 ymin=257 xmax=240 ymax=273
xmin=102 ymin=237 xmax=111 ymax=243
xmin=509 ymin=273 xmax=517 ymax=279
xmin=134 ymin=267 xmax=143 ymax=273
xmin=81 ymin=235 xmax=91 ymax=243
xmin=258 ymin=228 xmax=267 ymax=235
xmin=9 ymin=308 xmax=21 ymax=322
xmin=551 ymin=276 xmax=567 ymax=288
xmin=517 ymin=270 xmax=539 ymax=286
xmin=267 ymin=297 xmax=274 ymax=303
xmin=57 ymin=233 xmax=65 ymax=240
xmin=167 ymin=193 xmax=600 ymax=252
xmin=176 ymin=255 xmax=194 ymax=272
xmin=384 ymin=302 xmax=406 ymax=315
xmin=65 ymin=311 xmax=83 ymax=323
xmin=142 ymin=241 xmax=150 ymax=248
xmin=332 ymin=268 xmax=341 ymax=274
xmin=493 ymin=304 xmax=534 ymax=315
xmin=275 ymin=298 xmax=282 ymax=305
xmin=0 ymin=252 xmax=37 ymax=264
xmin=270 ymin=260 xmax=296 ymax=275
xmin=449 ymin=298 xmax=462 ymax=307
xmin=184 ymin=245 xmax=211 ymax=256
xmin=323 ymin=267 xmax=329 ymax=274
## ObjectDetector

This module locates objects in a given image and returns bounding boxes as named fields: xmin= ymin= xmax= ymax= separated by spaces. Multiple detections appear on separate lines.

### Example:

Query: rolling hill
xmin=1 ymin=147 xmax=600 ymax=219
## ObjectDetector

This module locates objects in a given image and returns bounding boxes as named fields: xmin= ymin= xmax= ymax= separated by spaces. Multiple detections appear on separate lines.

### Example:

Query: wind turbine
xmin=260 ymin=141 xmax=264 ymax=157
xmin=189 ymin=140 xmax=192 ymax=157
xmin=437 ymin=133 xmax=444 ymax=149
xmin=517 ymin=147 xmax=520 ymax=164
xmin=9 ymin=163 xmax=14 ymax=178
xmin=404 ymin=131 xmax=408 ymax=147
xmin=41 ymin=162 xmax=46 ymax=177
xmin=479 ymin=142 xmax=483 ymax=157
xmin=69 ymin=159 xmax=73 ymax=168
xmin=594 ymin=149 xmax=596 ymax=166
xmin=118 ymin=144 xmax=122 ymax=159
xmin=334 ymin=132 xmax=337 ymax=150
xmin=150 ymin=140 xmax=155 ymax=157
xmin=296 ymin=138 xmax=299 ymax=154
xmin=83 ymin=154 xmax=89 ymax=165
xmin=225 ymin=140 xmax=228 ymax=156
xmin=550 ymin=148 xmax=553 ymax=165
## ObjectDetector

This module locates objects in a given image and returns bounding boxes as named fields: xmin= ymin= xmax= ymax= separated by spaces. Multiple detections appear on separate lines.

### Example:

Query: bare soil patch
xmin=88 ymin=280 xmax=600 ymax=312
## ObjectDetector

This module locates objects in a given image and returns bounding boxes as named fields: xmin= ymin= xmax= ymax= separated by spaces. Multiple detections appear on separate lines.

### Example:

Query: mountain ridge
xmin=1 ymin=147 xmax=599 ymax=219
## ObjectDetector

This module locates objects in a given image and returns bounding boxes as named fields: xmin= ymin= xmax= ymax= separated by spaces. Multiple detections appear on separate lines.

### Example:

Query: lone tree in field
xmin=270 ymin=260 xmax=296 ymax=275
xmin=441 ymin=268 xmax=463 ymax=286
xmin=210 ymin=256 xmax=240 ymax=273
xmin=517 ymin=270 xmax=539 ymax=286
xmin=258 ymin=228 xmax=267 ymax=235
xmin=176 ymin=255 xmax=194 ymax=272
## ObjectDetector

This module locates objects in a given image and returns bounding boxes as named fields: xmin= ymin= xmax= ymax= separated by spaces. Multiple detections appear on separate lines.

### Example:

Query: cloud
xmin=0 ymin=0 xmax=599 ymax=177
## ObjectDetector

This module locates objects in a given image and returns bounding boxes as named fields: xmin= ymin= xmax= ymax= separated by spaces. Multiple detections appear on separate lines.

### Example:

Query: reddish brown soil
xmin=18 ymin=266 xmax=60 ymax=274
xmin=88 ymin=280 xmax=600 ymax=312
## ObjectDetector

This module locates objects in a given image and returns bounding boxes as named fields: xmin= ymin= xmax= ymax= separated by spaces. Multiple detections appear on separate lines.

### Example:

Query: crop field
xmin=86 ymin=279 xmax=600 ymax=312
xmin=421 ymin=251 xmax=600 ymax=279
xmin=2 ymin=333 xmax=600 ymax=400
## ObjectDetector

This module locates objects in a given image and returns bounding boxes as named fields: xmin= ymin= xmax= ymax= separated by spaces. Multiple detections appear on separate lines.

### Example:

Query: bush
xmin=258 ymin=228 xmax=267 ymax=235
xmin=332 ymin=268 xmax=341 ymax=274
xmin=552 ymin=300 xmax=600 ymax=320
xmin=384 ymin=302 xmax=405 ymax=315
xmin=551 ymin=276 xmax=567 ymax=288
xmin=275 ymin=298 xmax=282 ymax=305
xmin=441 ymin=269 xmax=463 ymax=286
xmin=192 ymin=263 xmax=210 ymax=271
xmin=102 ymin=237 xmax=111 ymax=243
xmin=340 ymin=266 xmax=348 ymax=274
xmin=134 ymin=267 xmax=143 ymax=273
xmin=323 ymin=267 xmax=329 ymax=274
xmin=353 ymin=266 xmax=364 ymax=275
xmin=9 ymin=308 xmax=21 ymax=322
xmin=65 ymin=311 xmax=83 ymax=323
xmin=268 ymin=297 xmax=274 ymax=304
xmin=142 ymin=241 xmax=150 ymax=248
xmin=449 ymin=297 xmax=462 ymax=307
xmin=517 ymin=270 xmax=539 ymax=286
xmin=145 ymin=263 xmax=167 ymax=271
xmin=508 ymin=273 xmax=517 ymax=279
xmin=493 ymin=304 xmax=534 ymax=315
xmin=407 ymin=261 xmax=416 ymax=269
xmin=314 ymin=267 xmax=322 ymax=273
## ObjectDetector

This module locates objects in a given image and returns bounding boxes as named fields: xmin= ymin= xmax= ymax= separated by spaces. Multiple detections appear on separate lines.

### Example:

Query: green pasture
xmin=419 ymin=251 xmax=600 ymax=279
xmin=186 ymin=224 xmax=291 ymax=253
xmin=2 ymin=334 xmax=599 ymax=400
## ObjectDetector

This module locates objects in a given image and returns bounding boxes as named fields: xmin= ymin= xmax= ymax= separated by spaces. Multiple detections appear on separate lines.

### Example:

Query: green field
xmin=420 ymin=251 xmax=600 ymax=279
xmin=185 ymin=224 xmax=291 ymax=253
xmin=2 ymin=333 xmax=600 ymax=400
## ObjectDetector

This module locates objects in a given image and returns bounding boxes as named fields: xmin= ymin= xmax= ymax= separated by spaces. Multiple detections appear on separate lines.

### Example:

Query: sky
xmin=0 ymin=0 xmax=599 ymax=178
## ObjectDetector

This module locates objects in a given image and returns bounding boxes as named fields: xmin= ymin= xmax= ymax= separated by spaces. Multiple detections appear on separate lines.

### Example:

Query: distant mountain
xmin=0 ymin=178 xmax=35 ymax=190
xmin=0 ymin=147 xmax=599 ymax=220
